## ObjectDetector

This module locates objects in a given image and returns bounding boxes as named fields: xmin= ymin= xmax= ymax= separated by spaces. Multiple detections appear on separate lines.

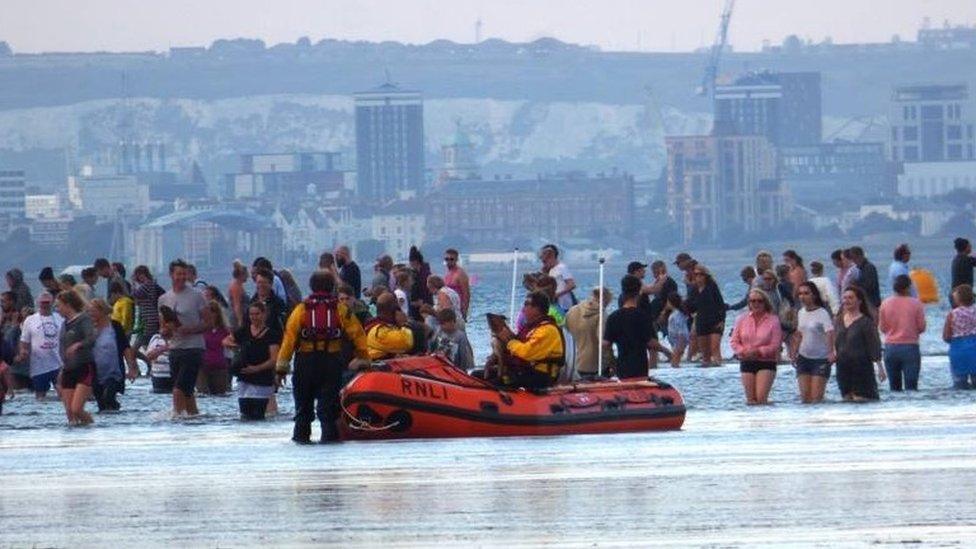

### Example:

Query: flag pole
xmin=597 ymin=257 xmax=606 ymax=378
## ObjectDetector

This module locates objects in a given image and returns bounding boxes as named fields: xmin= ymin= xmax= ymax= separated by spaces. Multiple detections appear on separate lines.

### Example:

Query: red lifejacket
xmin=300 ymin=293 xmax=342 ymax=342
xmin=363 ymin=316 xmax=397 ymax=333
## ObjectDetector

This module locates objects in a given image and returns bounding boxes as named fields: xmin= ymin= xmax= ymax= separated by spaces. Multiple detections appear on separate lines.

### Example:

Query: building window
xmin=948 ymin=144 xmax=962 ymax=160
xmin=948 ymin=125 xmax=962 ymax=140
xmin=904 ymin=146 xmax=919 ymax=161
xmin=903 ymin=126 xmax=918 ymax=141
xmin=921 ymin=105 xmax=942 ymax=120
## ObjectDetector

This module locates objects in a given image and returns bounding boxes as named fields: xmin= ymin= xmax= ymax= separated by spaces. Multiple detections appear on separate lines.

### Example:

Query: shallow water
xmin=3 ymin=356 xmax=976 ymax=547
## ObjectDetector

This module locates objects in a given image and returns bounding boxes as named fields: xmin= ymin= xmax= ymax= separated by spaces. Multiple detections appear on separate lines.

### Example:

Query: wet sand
xmin=3 ymin=358 xmax=976 ymax=547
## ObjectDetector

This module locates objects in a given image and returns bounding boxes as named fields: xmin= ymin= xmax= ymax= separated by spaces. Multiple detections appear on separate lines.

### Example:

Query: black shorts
xmin=696 ymin=320 xmax=725 ymax=337
xmin=61 ymin=363 xmax=95 ymax=389
xmin=795 ymin=356 xmax=831 ymax=378
xmin=740 ymin=361 xmax=777 ymax=374
xmin=169 ymin=348 xmax=203 ymax=396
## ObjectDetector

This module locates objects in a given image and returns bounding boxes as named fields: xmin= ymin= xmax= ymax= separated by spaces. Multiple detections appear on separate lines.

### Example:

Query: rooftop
xmin=893 ymin=83 xmax=969 ymax=102
xmin=430 ymin=175 xmax=632 ymax=198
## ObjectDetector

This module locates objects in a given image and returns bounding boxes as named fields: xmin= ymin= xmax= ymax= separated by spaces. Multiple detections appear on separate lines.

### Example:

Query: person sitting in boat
xmin=365 ymin=292 xmax=428 ymax=361
xmin=492 ymin=291 xmax=565 ymax=390
xmin=429 ymin=308 xmax=474 ymax=371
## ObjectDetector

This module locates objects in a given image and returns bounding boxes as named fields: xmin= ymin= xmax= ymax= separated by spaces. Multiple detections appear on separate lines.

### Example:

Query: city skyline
xmin=2 ymin=0 xmax=975 ymax=54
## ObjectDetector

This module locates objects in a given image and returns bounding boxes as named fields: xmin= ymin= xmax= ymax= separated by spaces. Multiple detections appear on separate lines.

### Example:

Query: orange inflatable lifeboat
xmin=338 ymin=355 xmax=686 ymax=440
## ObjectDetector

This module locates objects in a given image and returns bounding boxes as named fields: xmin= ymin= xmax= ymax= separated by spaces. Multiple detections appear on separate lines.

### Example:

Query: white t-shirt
xmin=394 ymin=288 xmax=410 ymax=315
xmin=809 ymin=276 xmax=840 ymax=316
xmin=20 ymin=312 xmax=64 ymax=376
xmin=797 ymin=307 xmax=834 ymax=360
xmin=146 ymin=334 xmax=171 ymax=378
xmin=549 ymin=262 xmax=575 ymax=311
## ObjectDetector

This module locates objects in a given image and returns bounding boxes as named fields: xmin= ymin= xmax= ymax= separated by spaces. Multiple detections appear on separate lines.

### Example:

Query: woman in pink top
xmin=878 ymin=275 xmax=926 ymax=391
xmin=730 ymin=289 xmax=784 ymax=405
xmin=197 ymin=301 xmax=230 ymax=395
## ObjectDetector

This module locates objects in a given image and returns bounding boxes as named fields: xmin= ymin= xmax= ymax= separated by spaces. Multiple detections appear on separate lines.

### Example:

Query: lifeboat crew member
xmin=276 ymin=271 xmax=368 ymax=444
xmin=365 ymin=292 xmax=422 ymax=360
xmin=495 ymin=291 xmax=565 ymax=390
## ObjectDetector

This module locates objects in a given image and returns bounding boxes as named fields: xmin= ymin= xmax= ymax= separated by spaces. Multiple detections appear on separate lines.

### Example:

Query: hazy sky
xmin=3 ymin=0 xmax=975 ymax=53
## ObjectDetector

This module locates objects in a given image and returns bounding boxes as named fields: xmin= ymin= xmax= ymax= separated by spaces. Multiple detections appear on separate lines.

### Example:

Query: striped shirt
xmin=133 ymin=281 xmax=165 ymax=337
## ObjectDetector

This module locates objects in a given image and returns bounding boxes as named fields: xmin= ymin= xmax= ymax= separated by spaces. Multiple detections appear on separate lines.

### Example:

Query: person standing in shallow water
xmin=276 ymin=271 xmax=369 ymax=444
xmin=730 ymin=289 xmax=782 ymax=405
xmin=408 ymin=246 xmax=432 ymax=320
xmin=887 ymin=244 xmax=917 ymax=299
xmin=55 ymin=290 xmax=96 ymax=425
xmin=790 ymin=282 xmax=834 ymax=404
xmin=539 ymin=244 xmax=577 ymax=312
xmin=782 ymin=250 xmax=807 ymax=298
xmin=688 ymin=265 xmax=725 ymax=368
xmin=223 ymin=302 xmax=280 ymax=420
xmin=16 ymin=292 xmax=64 ymax=400
xmin=944 ymin=284 xmax=976 ymax=389
xmin=158 ymin=259 xmax=211 ymax=417
xmin=849 ymin=246 xmax=881 ymax=310
xmin=878 ymin=275 xmax=926 ymax=391
xmin=335 ymin=246 xmax=363 ymax=300
xmin=442 ymin=248 xmax=470 ymax=321
xmin=834 ymin=286 xmax=885 ymax=401
xmin=603 ymin=275 xmax=655 ymax=379
xmin=88 ymin=298 xmax=139 ymax=412
xmin=566 ymin=286 xmax=612 ymax=378
xmin=951 ymin=238 xmax=976 ymax=305
xmin=226 ymin=261 xmax=250 ymax=331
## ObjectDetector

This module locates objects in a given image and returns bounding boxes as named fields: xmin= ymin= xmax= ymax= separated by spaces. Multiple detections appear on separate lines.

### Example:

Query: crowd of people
xmin=1 ymin=236 xmax=975 ymax=441
xmin=586 ymin=238 xmax=976 ymax=405
xmin=0 ymin=245 xmax=478 ymax=441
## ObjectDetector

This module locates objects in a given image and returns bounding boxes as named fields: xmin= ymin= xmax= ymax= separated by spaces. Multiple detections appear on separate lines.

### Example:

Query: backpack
xmin=300 ymin=294 xmax=342 ymax=342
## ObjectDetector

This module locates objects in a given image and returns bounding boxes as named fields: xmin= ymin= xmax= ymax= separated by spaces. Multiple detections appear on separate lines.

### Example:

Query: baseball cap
xmin=673 ymin=253 xmax=692 ymax=265
xmin=626 ymin=261 xmax=648 ymax=274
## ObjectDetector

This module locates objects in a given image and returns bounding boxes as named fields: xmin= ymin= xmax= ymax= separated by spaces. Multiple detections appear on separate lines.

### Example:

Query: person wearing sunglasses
xmin=730 ymin=289 xmax=783 ymax=405
xmin=442 ymin=248 xmax=470 ymax=321
xmin=494 ymin=291 xmax=564 ymax=389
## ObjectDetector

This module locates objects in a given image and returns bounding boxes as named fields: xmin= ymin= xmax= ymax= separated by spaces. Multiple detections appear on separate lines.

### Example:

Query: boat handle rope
xmin=340 ymin=400 xmax=402 ymax=432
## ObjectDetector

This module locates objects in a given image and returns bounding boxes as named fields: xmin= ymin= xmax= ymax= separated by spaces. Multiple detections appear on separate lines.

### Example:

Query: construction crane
xmin=697 ymin=0 xmax=736 ymax=98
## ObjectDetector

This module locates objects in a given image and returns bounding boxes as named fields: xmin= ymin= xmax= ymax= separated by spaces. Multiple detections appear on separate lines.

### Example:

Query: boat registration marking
xmin=400 ymin=378 xmax=451 ymax=401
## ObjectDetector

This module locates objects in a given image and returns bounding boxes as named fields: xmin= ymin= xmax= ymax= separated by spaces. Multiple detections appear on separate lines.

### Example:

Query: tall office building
xmin=888 ymin=83 xmax=975 ymax=162
xmin=354 ymin=83 xmax=426 ymax=201
xmin=714 ymin=71 xmax=822 ymax=147
xmin=666 ymin=134 xmax=789 ymax=243
xmin=0 ymin=170 xmax=26 ymax=219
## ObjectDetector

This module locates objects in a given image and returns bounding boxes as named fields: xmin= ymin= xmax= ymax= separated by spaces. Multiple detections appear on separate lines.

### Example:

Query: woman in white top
xmin=425 ymin=275 xmax=465 ymax=332
xmin=540 ymin=244 xmax=577 ymax=311
xmin=789 ymin=281 xmax=835 ymax=404
xmin=393 ymin=270 xmax=412 ymax=316
xmin=144 ymin=333 xmax=173 ymax=394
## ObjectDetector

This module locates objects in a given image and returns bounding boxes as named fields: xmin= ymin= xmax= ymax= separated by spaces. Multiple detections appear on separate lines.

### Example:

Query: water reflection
xmin=2 ymin=352 xmax=976 ymax=546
